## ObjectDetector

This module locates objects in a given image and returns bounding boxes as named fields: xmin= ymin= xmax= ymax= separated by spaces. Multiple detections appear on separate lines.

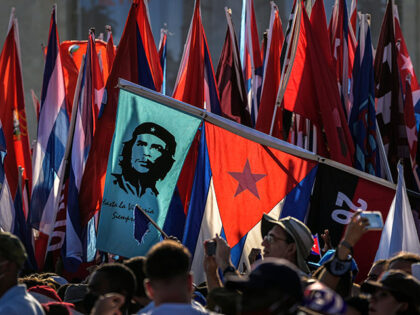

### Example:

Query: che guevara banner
xmin=97 ymin=89 xmax=202 ymax=258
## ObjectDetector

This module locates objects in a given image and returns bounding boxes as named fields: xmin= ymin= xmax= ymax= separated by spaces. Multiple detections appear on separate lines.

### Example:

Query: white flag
xmin=375 ymin=162 xmax=420 ymax=261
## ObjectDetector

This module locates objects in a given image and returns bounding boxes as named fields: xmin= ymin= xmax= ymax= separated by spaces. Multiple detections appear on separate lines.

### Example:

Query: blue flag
xmin=97 ymin=88 xmax=202 ymax=257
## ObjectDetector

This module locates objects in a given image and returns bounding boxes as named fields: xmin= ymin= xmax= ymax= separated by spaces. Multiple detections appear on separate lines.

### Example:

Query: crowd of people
xmin=1 ymin=212 xmax=420 ymax=315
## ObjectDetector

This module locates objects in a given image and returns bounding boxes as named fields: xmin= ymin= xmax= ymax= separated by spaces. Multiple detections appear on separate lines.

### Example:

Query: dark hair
xmin=119 ymin=123 xmax=176 ymax=196
xmin=345 ymin=295 xmax=369 ymax=315
xmin=19 ymin=275 xmax=60 ymax=291
xmin=92 ymin=263 xmax=137 ymax=300
xmin=123 ymin=256 xmax=147 ymax=298
xmin=386 ymin=252 xmax=420 ymax=270
xmin=42 ymin=302 xmax=73 ymax=315
xmin=144 ymin=240 xmax=191 ymax=281
xmin=284 ymin=230 xmax=295 ymax=244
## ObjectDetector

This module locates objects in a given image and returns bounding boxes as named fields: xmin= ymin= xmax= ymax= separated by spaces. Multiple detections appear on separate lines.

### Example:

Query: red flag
xmin=79 ymin=1 xmax=162 ymax=225
xmin=172 ymin=0 xmax=221 ymax=214
xmin=329 ymin=0 xmax=356 ymax=116
xmin=282 ymin=2 xmax=354 ymax=166
xmin=255 ymin=3 xmax=284 ymax=137
xmin=0 ymin=10 xmax=32 ymax=199
xmin=135 ymin=0 xmax=162 ymax=92
xmin=60 ymin=39 xmax=110 ymax=117
xmin=173 ymin=0 xmax=204 ymax=108
xmin=106 ymin=25 xmax=116 ymax=74
xmin=216 ymin=9 xmax=251 ymax=126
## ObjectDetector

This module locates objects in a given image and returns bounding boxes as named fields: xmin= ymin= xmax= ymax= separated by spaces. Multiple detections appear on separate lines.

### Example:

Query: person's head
xmin=386 ymin=252 xmax=420 ymax=275
xmin=0 ymin=232 xmax=27 ymax=292
xmin=123 ymin=256 xmax=150 ymax=311
xmin=225 ymin=258 xmax=303 ymax=314
xmin=361 ymin=270 xmax=420 ymax=315
xmin=144 ymin=240 xmax=192 ymax=306
xmin=85 ymin=263 xmax=136 ymax=314
xmin=366 ymin=259 xmax=387 ymax=282
xmin=261 ymin=214 xmax=314 ymax=273
xmin=120 ymin=123 xmax=176 ymax=191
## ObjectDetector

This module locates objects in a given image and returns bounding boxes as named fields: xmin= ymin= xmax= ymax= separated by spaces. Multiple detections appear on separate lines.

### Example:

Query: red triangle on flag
xmin=205 ymin=123 xmax=317 ymax=247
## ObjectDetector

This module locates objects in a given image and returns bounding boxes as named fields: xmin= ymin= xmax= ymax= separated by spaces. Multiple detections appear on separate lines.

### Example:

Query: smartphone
xmin=205 ymin=240 xmax=217 ymax=256
xmin=359 ymin=211 xmax=384 ymax=230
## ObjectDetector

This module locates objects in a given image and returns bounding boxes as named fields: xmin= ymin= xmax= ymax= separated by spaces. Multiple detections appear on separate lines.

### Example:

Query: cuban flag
xmin=183 ymin=122 xmax=318 ymax=283
xmin=30 ymin=6 xmax=69 ymax=269
xmin=63 ymin=31 xmax=104 ymax=271
xmin=240 ymin=0 xmax=263 ymax=126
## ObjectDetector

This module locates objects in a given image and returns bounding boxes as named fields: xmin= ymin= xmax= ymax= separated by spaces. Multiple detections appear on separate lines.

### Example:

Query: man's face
xmin=261 ymin=225 xmax=293 ymax=260
xmin=131 ymin=133 xmax=166 ymax=174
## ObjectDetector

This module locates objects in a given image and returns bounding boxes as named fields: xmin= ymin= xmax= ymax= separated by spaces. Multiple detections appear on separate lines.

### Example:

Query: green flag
xmin=97 ymin=89 xmax=202 ymax=257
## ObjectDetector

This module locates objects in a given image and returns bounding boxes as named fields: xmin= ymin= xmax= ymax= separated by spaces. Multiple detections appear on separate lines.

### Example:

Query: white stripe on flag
xmin=0 ymin=177 xmax=15 ymax=232
xmin=190 ymin=178 xmax=223 ymax=285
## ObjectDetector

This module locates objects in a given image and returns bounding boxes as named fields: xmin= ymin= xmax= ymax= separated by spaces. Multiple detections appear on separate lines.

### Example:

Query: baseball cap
xmin=0 ymin=231 xmax=27 ymax=269
xmin=261 ymin=214 xmax=314 ymax=273
xmin=303 ymin=281 xmax=346 ymax=314
xmin=225 ymin=258 xmax=303 ymax=302
xmin=361 ymin=270 xmax=420 ymax=305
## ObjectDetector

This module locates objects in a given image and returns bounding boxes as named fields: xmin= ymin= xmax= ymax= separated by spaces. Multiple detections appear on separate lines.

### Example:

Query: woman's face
xmin=368 ymin=289 xmax=406 ymax=315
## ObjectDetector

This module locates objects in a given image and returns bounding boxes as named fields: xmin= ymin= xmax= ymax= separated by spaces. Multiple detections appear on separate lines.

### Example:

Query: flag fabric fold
xmin=30 ymin=6 xmax=70 ymax=269
xmin=0 ymin=9 xmax=32 ymax=201
xmin=375 ymin=0 xmax=416 ymax=190
xmin=375 ymin=162 xmax=420 ymax=260
xmin=349 ymin=14 xmax=380 ymax=176
xmin=64 ymin=30 xmax=104 ymax=271
xmin=216 ymin=8 xmax=251 ymax=126
xmin=240 ymin=0 xmax=263 ymax=126
xmin=329 ymin=0 xmax=356 ymax=117
xmin=282 ymin=1 xmax=354 ymax=166
xmin=255 ymin=3 xmax=284 ymax=137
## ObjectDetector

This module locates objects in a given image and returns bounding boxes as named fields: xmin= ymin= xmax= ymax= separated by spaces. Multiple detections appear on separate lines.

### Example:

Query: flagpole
xmin=119 ymin=78 xmax=401 ymax=192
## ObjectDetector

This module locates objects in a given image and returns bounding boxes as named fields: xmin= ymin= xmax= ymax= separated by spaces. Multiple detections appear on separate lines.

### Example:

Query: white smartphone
xmin=359 ymin=211 xmax=384 ymax=230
